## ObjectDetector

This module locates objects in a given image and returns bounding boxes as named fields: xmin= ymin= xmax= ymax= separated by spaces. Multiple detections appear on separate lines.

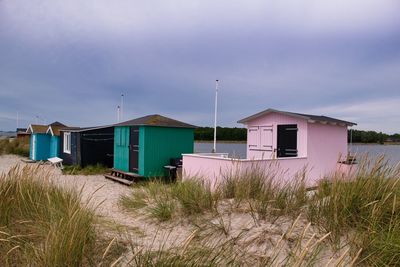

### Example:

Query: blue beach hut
xmin=26 ymin=122 xmax=66 ymax=161
xmin=46 ymin=122 xmax=67 ymax=158
xmin=27 ymin=124 xmax=50 ymax=161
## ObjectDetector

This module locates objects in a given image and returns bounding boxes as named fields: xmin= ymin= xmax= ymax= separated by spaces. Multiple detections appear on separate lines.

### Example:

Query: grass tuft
xmin=62 ymin=163 xmax=110 ymax=175
xmin=120 ymin=179 xmax=216 ymax=221
xmin=0 ymin=138 xmax=29 ymax=157
xmin=0 ymin=165 xmax=124 ymax=266
xmin=219 ymin=164 xmax=308 ymax=220
xmin=308 ymin=156 xmax=400 ymax=265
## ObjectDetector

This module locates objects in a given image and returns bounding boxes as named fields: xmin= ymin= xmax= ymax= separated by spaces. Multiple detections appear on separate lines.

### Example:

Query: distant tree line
xmin=195 ymin=127 xmax=400 ymax=144
xmin=349 ymin=130 xmax=400 ymax=144
xmin=195 ymin=127 xmax=247 ymax=141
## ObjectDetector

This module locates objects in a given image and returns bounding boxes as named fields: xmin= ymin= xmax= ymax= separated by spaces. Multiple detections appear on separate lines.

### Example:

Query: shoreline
xmin=195 ymin=140 xmax=400 ymax=145
xmin=195 ymin=140 xmax=247 ymax=144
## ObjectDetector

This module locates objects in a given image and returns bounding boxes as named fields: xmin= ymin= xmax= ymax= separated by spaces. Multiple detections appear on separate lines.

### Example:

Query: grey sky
xmin=1 ymin=0 xmax=399 ymax=133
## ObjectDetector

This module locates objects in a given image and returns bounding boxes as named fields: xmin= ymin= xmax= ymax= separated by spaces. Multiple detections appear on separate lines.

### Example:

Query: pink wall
xmin=183 ymin=154 xmax=309 ymax=189
xmin=244 ymin=113 xmax=308 ymax=159
xmin=306 ymin=123 xmax=348 ymax=184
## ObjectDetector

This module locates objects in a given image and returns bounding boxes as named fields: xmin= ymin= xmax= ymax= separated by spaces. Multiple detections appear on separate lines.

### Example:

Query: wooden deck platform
xmin=104 ymin=169 xmax=143 ymax=186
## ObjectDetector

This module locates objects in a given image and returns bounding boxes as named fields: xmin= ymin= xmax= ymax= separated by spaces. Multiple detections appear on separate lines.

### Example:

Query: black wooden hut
xmin=59 ymin=125 xmax=114 ymax=167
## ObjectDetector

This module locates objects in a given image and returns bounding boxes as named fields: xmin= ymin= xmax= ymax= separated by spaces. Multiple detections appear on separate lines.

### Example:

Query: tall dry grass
xmin=308 ymin=156 xmax=400 ymax=265
xmin=122 ymin=214 xmax=356 ymax=266
xmin=0 ymin=138 xmax=29 ymax=157
xmin=120 ymin=179 xmax=216 ymax=221
xmin=120 ymin=157 xmax=400 ymax=265
xmin=218 ymin=164 xmax=308 ymax=220
xmin=0 ymin=165 xmax=124 ymax=266
xmin=62 ymin=163 xmax=110 ymax=175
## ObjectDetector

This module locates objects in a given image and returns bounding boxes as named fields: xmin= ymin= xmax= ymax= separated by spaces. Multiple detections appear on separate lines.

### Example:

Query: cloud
xmin=0 ymin=0 xmax=399 ymax=133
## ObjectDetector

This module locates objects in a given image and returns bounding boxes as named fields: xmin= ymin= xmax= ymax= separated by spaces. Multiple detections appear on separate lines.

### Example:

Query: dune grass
xmin=0 ymin=165 xmax=124 ymax=266
xmin=0 ymin=138 xmax=29 ymax=157
xmin=62 ymin=163 xmax=110 ymax=175
xmin=120 ymin=179 xmax=216 ymax=221
xmin=122 ymin=214 xmax=354 ymax=266
xmin=218 ymin=165 xmax=308 ymax=220
xmin=308 ymin=156 xmax=400 ymax=265
xmin=120 ymin=157 xmax=400 ymax=266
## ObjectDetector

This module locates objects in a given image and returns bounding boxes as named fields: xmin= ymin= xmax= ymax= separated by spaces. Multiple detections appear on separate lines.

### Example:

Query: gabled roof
xmin=46 ymin=122 xmax=67 ymax=136
xmin=115 ymin=114 xmax=197 ymax=128
xmin=59 ymin=125 xmax=114 ymax=133
xmin=237 ymin=108 xmax=357 ymax=127
xmin=26 ymin=124 xmax=48 ymax=134
xmin=49 ymin=121 xmax=66 ymax=127
xmin=46 ymin=126 xmax=66 ymax=136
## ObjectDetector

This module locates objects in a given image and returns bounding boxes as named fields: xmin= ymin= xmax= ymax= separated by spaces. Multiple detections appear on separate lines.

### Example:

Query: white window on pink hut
xmin=247 ymin=126 xmax=273 ymax=151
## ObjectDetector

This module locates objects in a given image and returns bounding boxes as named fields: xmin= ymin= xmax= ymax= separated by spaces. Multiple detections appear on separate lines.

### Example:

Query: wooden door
xmin=114 ymin=127 xmax=130 ymax=172
xmin=277 ymin=124 xmax=298 ymax=158
xmin=129 ymin=127 xmax=139 ymax=173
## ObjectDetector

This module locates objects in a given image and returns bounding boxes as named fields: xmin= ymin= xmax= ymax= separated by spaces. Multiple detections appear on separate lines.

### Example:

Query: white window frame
xmin=63 ymin=132 xmax=71 ymax=154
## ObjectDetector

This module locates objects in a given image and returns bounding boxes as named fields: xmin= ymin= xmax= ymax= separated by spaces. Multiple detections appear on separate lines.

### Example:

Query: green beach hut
xmin=113 ymin=114 xmax=196 ymax=178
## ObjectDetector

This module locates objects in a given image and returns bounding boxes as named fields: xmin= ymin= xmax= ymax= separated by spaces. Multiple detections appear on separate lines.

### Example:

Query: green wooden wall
xmin=114 ymin=125 xmax=194 ymax=177
xmin=139 ymin=126 xmax=194 ymax=177
xmin=114 ymin=126 xmax=130 ymax=172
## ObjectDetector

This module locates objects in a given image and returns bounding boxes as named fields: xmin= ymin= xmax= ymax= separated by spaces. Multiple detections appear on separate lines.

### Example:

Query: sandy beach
xmin=0 ymin=155 xmax=350 ymax=265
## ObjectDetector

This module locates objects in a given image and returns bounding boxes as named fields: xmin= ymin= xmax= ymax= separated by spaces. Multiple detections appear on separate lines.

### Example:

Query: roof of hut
xmin=237 ymin=108 xmax=356 ymax=126
xmin=59 ymin=125 xmax=113 ymax=133
xmin=46 ymin=122 xmax=67 ymax=136
xmin=115 ymin=114 xmax=197 ymax=128
xmin=49 ymin=121 xmax=66 ymax=127
xmin=26 ymin=124 xmax=49 ymax=134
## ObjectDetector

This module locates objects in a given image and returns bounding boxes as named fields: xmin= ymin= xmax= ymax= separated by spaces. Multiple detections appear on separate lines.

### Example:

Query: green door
xmin=114 ymin=126 xmax=130 ymax=172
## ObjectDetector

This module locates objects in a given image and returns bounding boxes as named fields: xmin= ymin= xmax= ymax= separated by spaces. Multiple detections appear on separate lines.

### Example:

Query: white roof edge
xmin=26 ymin=125 xmax=33 ymax=134
xmin=46 ymin=126 xmax=54 ymax=136
xmin=238 ymin=108 xmax=357 ymax=126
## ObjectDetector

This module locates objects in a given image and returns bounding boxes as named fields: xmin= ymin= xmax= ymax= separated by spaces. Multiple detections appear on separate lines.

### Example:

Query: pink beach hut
xmin=182 ymin=108 xmax=357 ymax=187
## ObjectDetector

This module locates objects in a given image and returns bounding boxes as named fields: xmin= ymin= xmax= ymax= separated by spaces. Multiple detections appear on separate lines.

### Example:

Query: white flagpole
xmin=120 ymin=93 xmax=124 ymax=121
xmin=117 ymin=105 xmax=120 ymax=122
xmin=212 ymin=80 xmax=219 ymax=153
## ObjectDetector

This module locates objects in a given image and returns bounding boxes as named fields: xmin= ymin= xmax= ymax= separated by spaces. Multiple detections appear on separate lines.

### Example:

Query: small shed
xmin=27 ymin=124 xmax=49 ymax=160
xmin=59 ymin=125 xmax=114 ymax=167
xmin=46 ymin=122 xmax=67 ymax=158
xmin=16 ymin=128 xmax=30 ymax=143
xmin=113 ymin=114 xmax=196 ymax=177
xmin=183 ymin=108 xmax=357 ymax=187
xmin=27 ymin=122 xmax=66 ymax=161
xmin=237 ymin=109 xmax=356 ymax=163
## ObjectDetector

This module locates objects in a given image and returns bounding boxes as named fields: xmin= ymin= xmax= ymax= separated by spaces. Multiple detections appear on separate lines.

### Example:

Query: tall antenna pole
xmin=212 ymin=80 xmax=219 ymax=153
xmin=350 ymin=127 xmax=353 ymax=156
xmin=17 ymin=111 xmax=19 ymax=129
xmin=120 ymin=93 xmax=124 ymax=122
xmin=117 ymin=106 xmax=121 ymax=122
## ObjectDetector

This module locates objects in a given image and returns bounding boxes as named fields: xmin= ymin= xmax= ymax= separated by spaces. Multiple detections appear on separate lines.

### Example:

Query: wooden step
xmin=111 ymin=169 xmax=141 ymax=180
xmin=104 ymin=174 xmax=134 ymax=186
